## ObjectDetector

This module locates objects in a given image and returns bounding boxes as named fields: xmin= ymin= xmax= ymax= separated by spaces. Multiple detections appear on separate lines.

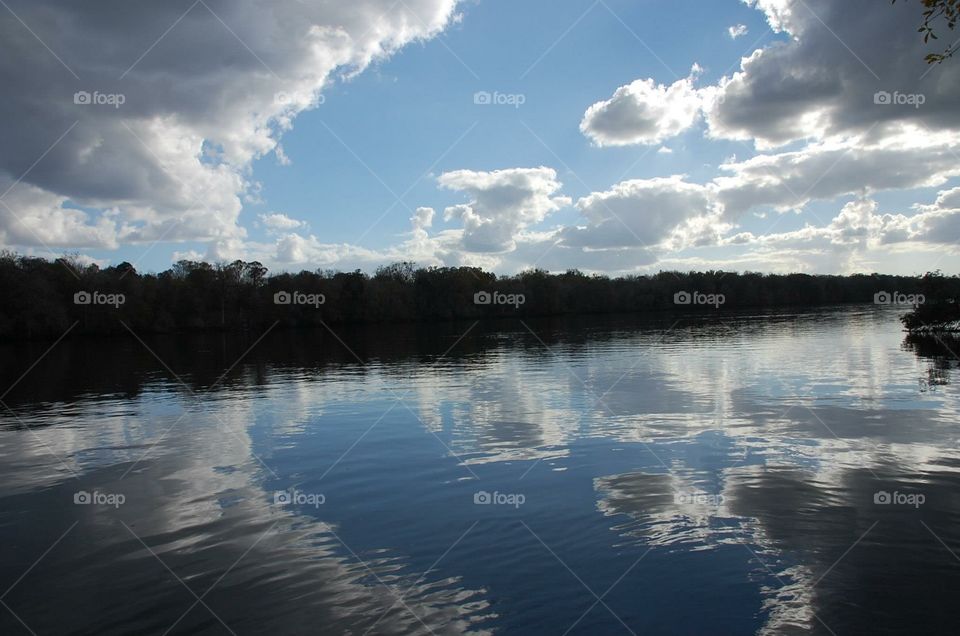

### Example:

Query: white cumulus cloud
xmin=728 ymin=24 xmax=749 ymax=39
xmin=0 ymin=0 xmax=462 ymax=253
xmin=580 ymin=68 xmax=705 ymax=147
xmin=439 ymin=167 xmax=571 ymax=253
xmin=259 ymin=212 xmax=306 ymax=231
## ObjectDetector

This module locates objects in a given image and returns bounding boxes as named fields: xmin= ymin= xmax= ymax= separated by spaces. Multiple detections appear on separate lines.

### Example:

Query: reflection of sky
xmin=0 ymin=389 xmax=494 ymax=633
xmin=1 ymin=308 xmax=960 ymax=633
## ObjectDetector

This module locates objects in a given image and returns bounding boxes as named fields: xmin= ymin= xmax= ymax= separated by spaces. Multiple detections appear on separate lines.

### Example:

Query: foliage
xmin=895 ymin=0 xmax=960 ymax=63
xmin=0 ymin=252 xmax=941 ymax=340
xmin=900 ymin=270 xmax=960 ymax=330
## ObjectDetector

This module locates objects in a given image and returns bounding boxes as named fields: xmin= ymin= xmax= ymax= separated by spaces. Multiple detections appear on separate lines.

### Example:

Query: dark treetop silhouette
xmin=0 ymin=251 xmax=952 ymax=340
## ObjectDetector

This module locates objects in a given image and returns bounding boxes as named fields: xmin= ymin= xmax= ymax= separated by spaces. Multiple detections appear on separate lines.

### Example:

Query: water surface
xmin=1 ymin=307 xmax=958 ymax=634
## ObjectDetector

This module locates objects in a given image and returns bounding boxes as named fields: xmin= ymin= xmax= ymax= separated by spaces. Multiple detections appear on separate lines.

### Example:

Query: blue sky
xmin=2 ymin=0 xmax=959 ymax=275
xmin=236 ymin=0 xmax=778 ymax=259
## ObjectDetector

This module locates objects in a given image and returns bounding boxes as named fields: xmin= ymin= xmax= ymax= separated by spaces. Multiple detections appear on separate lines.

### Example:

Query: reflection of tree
xmin=903 ymin=333 xmax=960 ymax=387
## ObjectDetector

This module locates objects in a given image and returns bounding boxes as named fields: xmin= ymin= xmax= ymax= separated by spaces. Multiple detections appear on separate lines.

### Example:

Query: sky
xmin=1 ymin=0 xmax=959 ymax=276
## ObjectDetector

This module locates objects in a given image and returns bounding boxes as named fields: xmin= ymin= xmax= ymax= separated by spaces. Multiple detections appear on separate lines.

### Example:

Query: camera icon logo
xmin=474 ymin=291 xmax=492 ymax=305
xmin=274 ymin=291 xmax=291 ymax=305
xmin=74 ymin=291 xmax=92 ymax=305
xmin=674 ymin=291 xmax=692 ymax=305
xmin=474 ymin=490 xmax=492 ymax=504
xmin=873 ymin=291 xmax=891 ymax=305
xmin=74 ymin=91 xmax=91 ymax=105
xmin=273 ymin=491 xmax=292 ymax=505
xmin=874 ymin=490 xmax=891 ymax=504
xmin=473 ymin=91 xmax=491 ymax=105
xmin=874 ymin=91 xmax=892 ymax=105
xmin=74 ymin=490 xmax=92 ymax=504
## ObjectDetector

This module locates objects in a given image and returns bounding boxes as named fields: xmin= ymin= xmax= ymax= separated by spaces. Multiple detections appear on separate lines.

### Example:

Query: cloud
xmin=365 ymin=0 xmax=960 ymax=275
xmin=706 ymin=0 xmax=960 ymax=148
xmin=724 ymin=199 xmax=885 ymax=249
xmin=931 ymin=186 xmax=960 ymax=211
xmin=714 ymin=127 xmax=960 ymax=220
xmin=580 ymin=67 xmax=705 ymax=146
xmin=408 ymin=206 xmax=437 ymax=255
xmin=560 ymin=176 xmax=721 ymax=250
xmin=0 ymin=0 xmax=462 ymax=250
xmin=273 ymin=234 xmax=377 ymax=265
xmin=898 ymin=189 xmax=960 ymax=245
xmin=439 ymin=167 xmax=570 ymax=252
xmin=0 ymin=178 xmax=118 ymax=249
xmin=206 ymin=203 xmax=452 ymax=271
xmin=259 ymin=212 xmax=305 ymax=231
xmin=411 ymin=206 xmax=435 ymax=237
xmin=728 ymin=24 xmax=749 ymax=39
xmin=567 ymin=0 xmax=960 ymax=273
xmin=717 ymin=188 xmax=960 ymax=273
xmin=4 ymin=0 xmax=957 ymax=277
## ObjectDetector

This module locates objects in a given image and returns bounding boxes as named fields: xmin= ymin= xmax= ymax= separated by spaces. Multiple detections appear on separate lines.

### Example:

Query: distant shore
xmin=1 ymin=252 xmax=953 ymax=341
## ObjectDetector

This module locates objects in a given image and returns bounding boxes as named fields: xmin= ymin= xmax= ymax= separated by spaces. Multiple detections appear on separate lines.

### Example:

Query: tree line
xmin=0 ymin=251 xmax=952 ymax=340
xmin=899 ymin=270 xmax=960 ymax=331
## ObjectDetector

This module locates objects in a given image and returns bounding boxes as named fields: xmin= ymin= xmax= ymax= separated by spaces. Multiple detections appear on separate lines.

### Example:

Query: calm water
xmin=1 ymin=307 xmax=959 ymax=635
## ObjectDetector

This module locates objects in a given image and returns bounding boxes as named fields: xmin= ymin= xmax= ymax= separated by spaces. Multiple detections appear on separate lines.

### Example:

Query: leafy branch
xmin=895 ymin=0 xmax=960 ymax=63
